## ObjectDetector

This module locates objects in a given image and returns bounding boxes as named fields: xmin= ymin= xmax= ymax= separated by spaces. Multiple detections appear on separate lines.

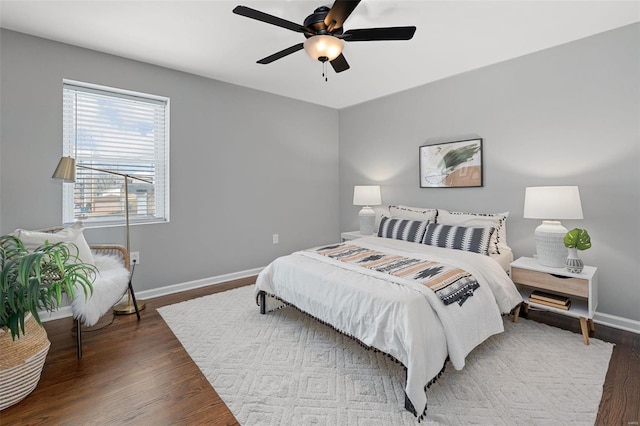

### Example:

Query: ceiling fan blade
xmin=343 ymin=26 xmax=417 ymax=42
xmin=233 ymin=5 xmax=306 ymax=33
xmin=330 ymin=53 xmax=350 ymax=73
xmin=257 ymin=43 xmax=304 ymax=64
xmin=324 ymin=0 xmax=361 ymax=32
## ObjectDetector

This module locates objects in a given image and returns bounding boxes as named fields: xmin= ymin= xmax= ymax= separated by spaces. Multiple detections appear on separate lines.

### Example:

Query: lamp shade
xmin=353 ymin=185 xmax=381 ymax=206
xmin=523 ymin=186 xmax=583 ymax=220
xmin=52 ymin=156 xmax=77 ymax=182
xmin=303 ymin=35 xmax=343 ymax=62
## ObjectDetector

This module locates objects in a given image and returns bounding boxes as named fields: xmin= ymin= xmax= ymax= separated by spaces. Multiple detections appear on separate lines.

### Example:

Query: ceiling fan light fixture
xmin=303 ymin=35 xmax=343 ymax=62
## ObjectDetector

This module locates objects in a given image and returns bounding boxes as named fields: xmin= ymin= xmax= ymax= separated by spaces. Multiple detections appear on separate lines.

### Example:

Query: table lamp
xmin=353 ymin=185 xmax=381 ymax=235
xmin=523 ymin=186 xmax=583 ymax=267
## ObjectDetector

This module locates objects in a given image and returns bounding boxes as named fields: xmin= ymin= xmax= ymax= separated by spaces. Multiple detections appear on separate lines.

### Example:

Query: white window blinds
xmin=62 ymin=81 xmax=170 ymax=226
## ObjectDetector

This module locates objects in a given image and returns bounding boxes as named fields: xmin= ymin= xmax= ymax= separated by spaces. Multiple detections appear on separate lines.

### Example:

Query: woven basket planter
xmin=0 ymin=315 xmax=51 ymax=411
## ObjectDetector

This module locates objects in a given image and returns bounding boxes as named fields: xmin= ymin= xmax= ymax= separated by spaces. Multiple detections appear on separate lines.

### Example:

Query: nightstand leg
xmin=587 ymin=318 xmax=595 ymax=334
xmin=579 ymin=317 xmax=590 ymax=345
xmin=512 ymin=304 xmax=521 ymax=323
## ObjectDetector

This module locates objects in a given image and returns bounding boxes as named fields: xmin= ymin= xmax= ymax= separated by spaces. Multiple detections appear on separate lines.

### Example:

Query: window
xmin=62 ymin=81 xmax=169 ymax=226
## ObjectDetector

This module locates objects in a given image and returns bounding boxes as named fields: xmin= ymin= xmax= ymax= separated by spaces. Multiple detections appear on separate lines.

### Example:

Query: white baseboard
xmin=38 ymin=267 xmax=640 ymax=336
xmin=39 ymin=306 xmax=74 ymax=323
xmin=134 ymin=267 xmax=263 ymax=300
xmin=593 ymin=311 xmax=640 ymax=335
xmin=39 ymin=267 xmax=263 ymax=323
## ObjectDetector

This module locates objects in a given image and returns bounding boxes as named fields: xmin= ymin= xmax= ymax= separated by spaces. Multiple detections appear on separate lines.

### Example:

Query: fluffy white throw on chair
xmin=72 ymin=254 xmax=130 ymax=327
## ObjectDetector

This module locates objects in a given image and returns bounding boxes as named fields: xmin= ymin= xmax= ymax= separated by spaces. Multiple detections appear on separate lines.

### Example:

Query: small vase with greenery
xmin=1 ymin=235 xmax=96 ymax=340
xmin=563 ymin=228 xmax=591 ymax=273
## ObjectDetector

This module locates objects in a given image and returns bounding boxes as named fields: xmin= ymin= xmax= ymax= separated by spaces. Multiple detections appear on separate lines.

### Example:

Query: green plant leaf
xmin=564 ymin=228 xmax=592 ymax=250
xmin=0 ymin=234 xmax=95 ymax=339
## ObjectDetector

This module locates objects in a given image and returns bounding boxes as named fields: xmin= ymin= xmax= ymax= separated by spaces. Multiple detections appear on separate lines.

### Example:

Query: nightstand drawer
xmin=512 ymin=267 xmax=588 ymax=298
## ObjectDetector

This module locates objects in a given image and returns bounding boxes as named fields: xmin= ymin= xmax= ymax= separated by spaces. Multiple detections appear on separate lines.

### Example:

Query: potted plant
xmin=563 ymin=228 xmax=591 ymax=273
xmin=0 ymin=235 xmax=96 ymax=410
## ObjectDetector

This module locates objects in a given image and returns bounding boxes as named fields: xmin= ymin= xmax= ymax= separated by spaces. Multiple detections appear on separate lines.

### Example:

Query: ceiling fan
xmin=232 ymin=0 xmax=416 ymax=74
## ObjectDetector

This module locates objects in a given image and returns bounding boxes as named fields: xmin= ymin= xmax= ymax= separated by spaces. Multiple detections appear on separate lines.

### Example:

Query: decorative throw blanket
xmin=313 ymin=243 xmax=480 ymax=306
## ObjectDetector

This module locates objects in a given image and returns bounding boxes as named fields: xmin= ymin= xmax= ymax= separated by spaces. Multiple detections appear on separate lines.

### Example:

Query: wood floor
xmin=1 ymin=279 xmax=638 ymax=425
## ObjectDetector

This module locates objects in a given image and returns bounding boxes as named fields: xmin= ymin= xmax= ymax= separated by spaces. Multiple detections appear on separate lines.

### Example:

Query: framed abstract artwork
xmin=419 ymin=138 xmax=483 ymax=188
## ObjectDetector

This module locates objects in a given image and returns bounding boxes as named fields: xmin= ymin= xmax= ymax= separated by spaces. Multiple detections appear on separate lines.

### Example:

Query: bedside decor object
xmin=523 ymin=186 xmax=583 ymax=268
xmin=0 ymin=235 xmax=96 ymax=409
xmin=419 ymin=139 xmax=483 ymax=188
xmin=564 ymin=228 xmax=591 ymax=273
xmin=52 ymin=156 xmax=146 ymax=316
xmin=353 ymin=185 xmax=381 ymax=235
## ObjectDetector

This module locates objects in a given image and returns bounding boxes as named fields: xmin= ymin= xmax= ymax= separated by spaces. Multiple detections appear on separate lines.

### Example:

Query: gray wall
xmin=1 ymin=25 xmax=638 ymax=325
xmin=0 ymin=30 xmax=340 ymax=291
xmin=339 ymin=24 xmax=640 ymax=322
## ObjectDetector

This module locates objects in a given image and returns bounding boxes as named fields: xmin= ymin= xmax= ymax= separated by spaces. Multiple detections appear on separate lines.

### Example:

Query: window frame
xmin=61 ymin=79 xmax=170 ymax=227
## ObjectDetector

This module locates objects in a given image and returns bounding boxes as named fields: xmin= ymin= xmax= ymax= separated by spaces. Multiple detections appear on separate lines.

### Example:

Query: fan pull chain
xmin=322 ymin=61 xmax=328 ymax=82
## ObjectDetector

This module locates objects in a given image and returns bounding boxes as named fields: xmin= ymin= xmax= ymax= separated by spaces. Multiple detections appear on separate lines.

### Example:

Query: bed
xmin=255 ymin=207 xmax=523 ymax=420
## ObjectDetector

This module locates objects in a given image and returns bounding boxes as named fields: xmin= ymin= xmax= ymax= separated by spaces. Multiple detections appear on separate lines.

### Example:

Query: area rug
xmin=158 ymin=286 xmax=613 ymax=425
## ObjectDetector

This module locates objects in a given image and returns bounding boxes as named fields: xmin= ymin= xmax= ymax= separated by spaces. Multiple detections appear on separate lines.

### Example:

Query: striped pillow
xmin=422 ymin=223 xmax=495 ymax=255
xmin=377 ymin=216 xmax=429 ymax=243
xmin=437 ymin=210 xmax=508 ymax=254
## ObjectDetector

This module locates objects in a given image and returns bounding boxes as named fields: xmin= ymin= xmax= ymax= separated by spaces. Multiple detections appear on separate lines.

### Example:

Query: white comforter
xmin=255 ymin=236 xmax=522 ymax=418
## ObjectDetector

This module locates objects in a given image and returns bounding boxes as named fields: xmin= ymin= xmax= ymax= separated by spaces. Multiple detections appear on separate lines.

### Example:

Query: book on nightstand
xmin=529 ymin=290 xmax=571 ymax=310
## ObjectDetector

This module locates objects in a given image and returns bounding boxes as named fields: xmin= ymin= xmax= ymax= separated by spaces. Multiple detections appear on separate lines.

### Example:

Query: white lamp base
xmin=359 ymin=206 xmax=376 ymax=235
xmin=534 ymin=220 xmax=568 ymax=268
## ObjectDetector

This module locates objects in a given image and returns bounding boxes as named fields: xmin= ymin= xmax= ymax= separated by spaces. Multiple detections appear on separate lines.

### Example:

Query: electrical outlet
xmin=272 ymin=234 xmax=279 ymax=244
xmin=130 ymin=251 xmax=140 ymax=265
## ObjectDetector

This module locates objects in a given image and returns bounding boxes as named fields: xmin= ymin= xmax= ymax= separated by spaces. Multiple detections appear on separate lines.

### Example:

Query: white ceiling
xmin=1 ymin=1 xmax=638 ymax=109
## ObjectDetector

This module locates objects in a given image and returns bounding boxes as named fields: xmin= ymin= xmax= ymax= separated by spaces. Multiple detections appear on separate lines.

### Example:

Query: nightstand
xmin=341 ymin=231 xmax=366 ymax=241
xmin=510 ymin=256 xmax=598 ymax=345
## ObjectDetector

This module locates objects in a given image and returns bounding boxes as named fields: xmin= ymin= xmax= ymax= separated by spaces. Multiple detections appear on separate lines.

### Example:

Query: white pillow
xmin=16 ymin=221 xmax=95 ymax=266
xmin=389 ymin=205 xmax=438 ymax=223
xmin=437 ymin=210 xmax=509 ymax=254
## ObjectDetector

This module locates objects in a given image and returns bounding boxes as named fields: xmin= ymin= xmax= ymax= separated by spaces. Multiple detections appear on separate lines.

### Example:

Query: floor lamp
xmin=52 ymin=156 xmax=146 ymax=317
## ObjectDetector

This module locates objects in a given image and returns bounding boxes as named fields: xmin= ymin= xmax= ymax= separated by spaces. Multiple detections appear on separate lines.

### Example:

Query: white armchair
xmin=19 ymin=224 xmax=136 ymax=358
